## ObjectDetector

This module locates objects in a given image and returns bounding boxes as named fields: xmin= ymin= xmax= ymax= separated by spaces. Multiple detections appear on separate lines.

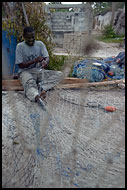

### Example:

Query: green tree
xmin=93 ymin=2 xmax=125 ymax=16
xmin=93 ymin=2 xmax=111 ymax=15
xmin=2 ymin=2 xmax=68 ymax=71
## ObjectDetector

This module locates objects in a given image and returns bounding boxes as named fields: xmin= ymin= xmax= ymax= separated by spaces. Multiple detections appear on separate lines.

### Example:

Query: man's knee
xmin=19 ymin=71 xmax=34 ymax=86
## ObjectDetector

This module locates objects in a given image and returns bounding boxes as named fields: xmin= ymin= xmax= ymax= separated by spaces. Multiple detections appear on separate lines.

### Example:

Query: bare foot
xmin=35 ymin=90 xmax=46 ymax=102
xmin=40 ymin=90 xmax=46 ymax=99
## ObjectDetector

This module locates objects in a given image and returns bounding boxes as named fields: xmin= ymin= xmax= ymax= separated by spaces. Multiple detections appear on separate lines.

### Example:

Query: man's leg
xmin=38 ymin=70 xmax=64 ymax=91
xmin=19 ymin=71 xmax=39 ymax=102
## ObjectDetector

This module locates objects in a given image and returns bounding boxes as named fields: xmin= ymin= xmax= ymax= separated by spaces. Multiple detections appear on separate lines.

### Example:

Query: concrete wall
xmin=94 ymin=12 xmax=112 ymax=31
xmin=44 ymin=4 xmax=93 ymax=49
xmin=63 ymin=32 xmax=89 ymax=54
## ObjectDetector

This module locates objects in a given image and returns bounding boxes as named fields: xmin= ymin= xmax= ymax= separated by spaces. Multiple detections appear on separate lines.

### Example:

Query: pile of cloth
xmin=72 ymin=52 xmax=125 ymax=82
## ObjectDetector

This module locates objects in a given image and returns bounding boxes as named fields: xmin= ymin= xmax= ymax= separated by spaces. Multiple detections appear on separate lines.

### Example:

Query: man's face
xmin=24 ymin=31 xmax=35 ymax=46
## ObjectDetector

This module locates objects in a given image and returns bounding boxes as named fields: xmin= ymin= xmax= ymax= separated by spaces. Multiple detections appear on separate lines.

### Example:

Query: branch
xmin=21 ymin=2 xmax=30 ymax=26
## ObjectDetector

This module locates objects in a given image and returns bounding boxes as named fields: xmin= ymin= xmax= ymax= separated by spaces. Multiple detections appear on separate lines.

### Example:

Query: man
xmin=15 ymin=26 xmax=63 ymax=103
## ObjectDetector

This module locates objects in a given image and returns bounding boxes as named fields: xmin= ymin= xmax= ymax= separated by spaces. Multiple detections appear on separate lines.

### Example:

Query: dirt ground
xmin=53 ymin=40 xmax=124 ymax=58
xmin=2 ymin=41 xmax=125 ymax=188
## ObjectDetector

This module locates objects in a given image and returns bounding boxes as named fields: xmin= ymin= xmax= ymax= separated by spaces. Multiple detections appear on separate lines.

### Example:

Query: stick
xmin=56 ymin=79 xmax=125 ymax=89
xmin=21 ymin=2 xmax=30 ymax=26
xmin=60 ymin=77 xmax=89 ymax=84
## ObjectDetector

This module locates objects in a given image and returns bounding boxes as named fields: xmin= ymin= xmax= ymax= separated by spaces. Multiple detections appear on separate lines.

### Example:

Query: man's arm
xmin=19 ymin=56 xmax=44 ymax=68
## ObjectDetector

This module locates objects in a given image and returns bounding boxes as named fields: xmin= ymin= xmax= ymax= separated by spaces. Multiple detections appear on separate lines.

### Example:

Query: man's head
xmin=23 ymin=27 xmax=35 ymax=46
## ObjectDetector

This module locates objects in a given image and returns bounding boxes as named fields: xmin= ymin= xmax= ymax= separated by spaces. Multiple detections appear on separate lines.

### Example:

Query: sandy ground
xmin=2 ymin=41 xmax=125 ymax=188
xmin=53 ymin=41 xmax=124 ymax=58
xmin=90 ymin=41 xmax=124 ymax=58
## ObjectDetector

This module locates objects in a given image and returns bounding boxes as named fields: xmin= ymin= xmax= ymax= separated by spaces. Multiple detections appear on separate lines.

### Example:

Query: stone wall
xmin=44 ymin=4 xmax=93 ymax=49
xmin=63 ymin=32 xmax=89 ymax=54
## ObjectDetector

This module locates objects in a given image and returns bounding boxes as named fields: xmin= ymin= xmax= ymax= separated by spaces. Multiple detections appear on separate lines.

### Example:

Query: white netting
xmin=2 ymin=87 xmax=125 ymax=188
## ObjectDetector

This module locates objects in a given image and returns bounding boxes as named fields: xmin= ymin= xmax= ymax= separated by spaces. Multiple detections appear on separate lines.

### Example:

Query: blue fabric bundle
xmin=72 ymin=52 xmax=125 ymax=82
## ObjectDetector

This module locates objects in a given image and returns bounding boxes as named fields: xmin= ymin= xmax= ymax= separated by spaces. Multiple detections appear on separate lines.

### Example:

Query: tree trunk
xmin=110 ymin=2 xmax=118 ymax=26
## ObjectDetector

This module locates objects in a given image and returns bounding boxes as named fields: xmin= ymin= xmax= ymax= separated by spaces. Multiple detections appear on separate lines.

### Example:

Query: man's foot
xmin=35 ymin=94 xmax=47 ymax=110
xmin=40 ymin=90 xmax=46 ymax=99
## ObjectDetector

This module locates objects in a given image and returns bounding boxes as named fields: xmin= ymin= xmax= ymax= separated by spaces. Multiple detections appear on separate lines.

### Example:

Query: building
xmin=94 ymin=8 xmax=125 ymax=35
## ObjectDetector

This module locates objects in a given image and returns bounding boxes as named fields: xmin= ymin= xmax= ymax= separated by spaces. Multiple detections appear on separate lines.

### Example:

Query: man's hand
xmin=18 ymin=56 xmax=44 ymax=69
xmin=41 ymin=60 xmax=48 ymax=69
xmin=35 ymin=56 xmax=44 ymax=63
xmin=41 ymin=57 xmax=49 ymax=69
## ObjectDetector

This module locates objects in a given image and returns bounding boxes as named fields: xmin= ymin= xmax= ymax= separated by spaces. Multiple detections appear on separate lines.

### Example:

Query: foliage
xmin=102 ymin=25 xmax=125 ymax=39
xmin=2 ymin=7 xmax=5 ymax=17
xmin=47 ymin=55 xmax=66 ymax=71
xmin=93 ymin=2 xmax=125 ymax=16
xmin=96 ymin=25 xmax=124 ymax=43
xmin=68 ymin=65 xmax=74 ymax=77
xmin=97 ymin=36 xmax=124 ymax=43
xmin=102 ymin=25 xmax=116 ymax=38
xmin=2 ymin=3 xmax=53 ymax=45
xmin=15 ymin=2 xmax=54 ymax=56
xmin=93 ymin=2 xmax=111 ymax=15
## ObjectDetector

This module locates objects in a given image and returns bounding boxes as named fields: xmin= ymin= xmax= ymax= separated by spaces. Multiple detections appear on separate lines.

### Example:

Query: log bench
xmin=2 ymin=77 xmax=125 ymax=91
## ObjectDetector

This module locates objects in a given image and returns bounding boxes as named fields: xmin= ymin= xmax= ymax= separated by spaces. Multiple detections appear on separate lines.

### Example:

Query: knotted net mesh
xmin=2 ymin=87 xmax=125 ymax=188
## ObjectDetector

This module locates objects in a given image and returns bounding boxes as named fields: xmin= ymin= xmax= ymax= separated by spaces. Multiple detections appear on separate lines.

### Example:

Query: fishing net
xmin=2 ymin=87 xmax=125 ymax=188
xmin=2 ymin=2 xmax=125 ymax=188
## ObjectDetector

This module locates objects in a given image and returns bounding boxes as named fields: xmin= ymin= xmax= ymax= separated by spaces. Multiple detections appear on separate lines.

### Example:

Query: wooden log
xmin=2 ymin=79 xmax=22 ymax=86
xmin=60 ymin=77 xmax=89 ymax=84
xmin=2 ymin=78 xmax=125 ymax=91
xmin=56 ymin=79 xmax=125 ymax=89
xmin=2 ymin=78 xmax=89 ymax=91
xmin=2 ymin=79 xmax=23 ymax=91
xmin=2 ymin=78 xmax=89 ymax=86
xmin=2 ymin=86 xmax=24 ymax=91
